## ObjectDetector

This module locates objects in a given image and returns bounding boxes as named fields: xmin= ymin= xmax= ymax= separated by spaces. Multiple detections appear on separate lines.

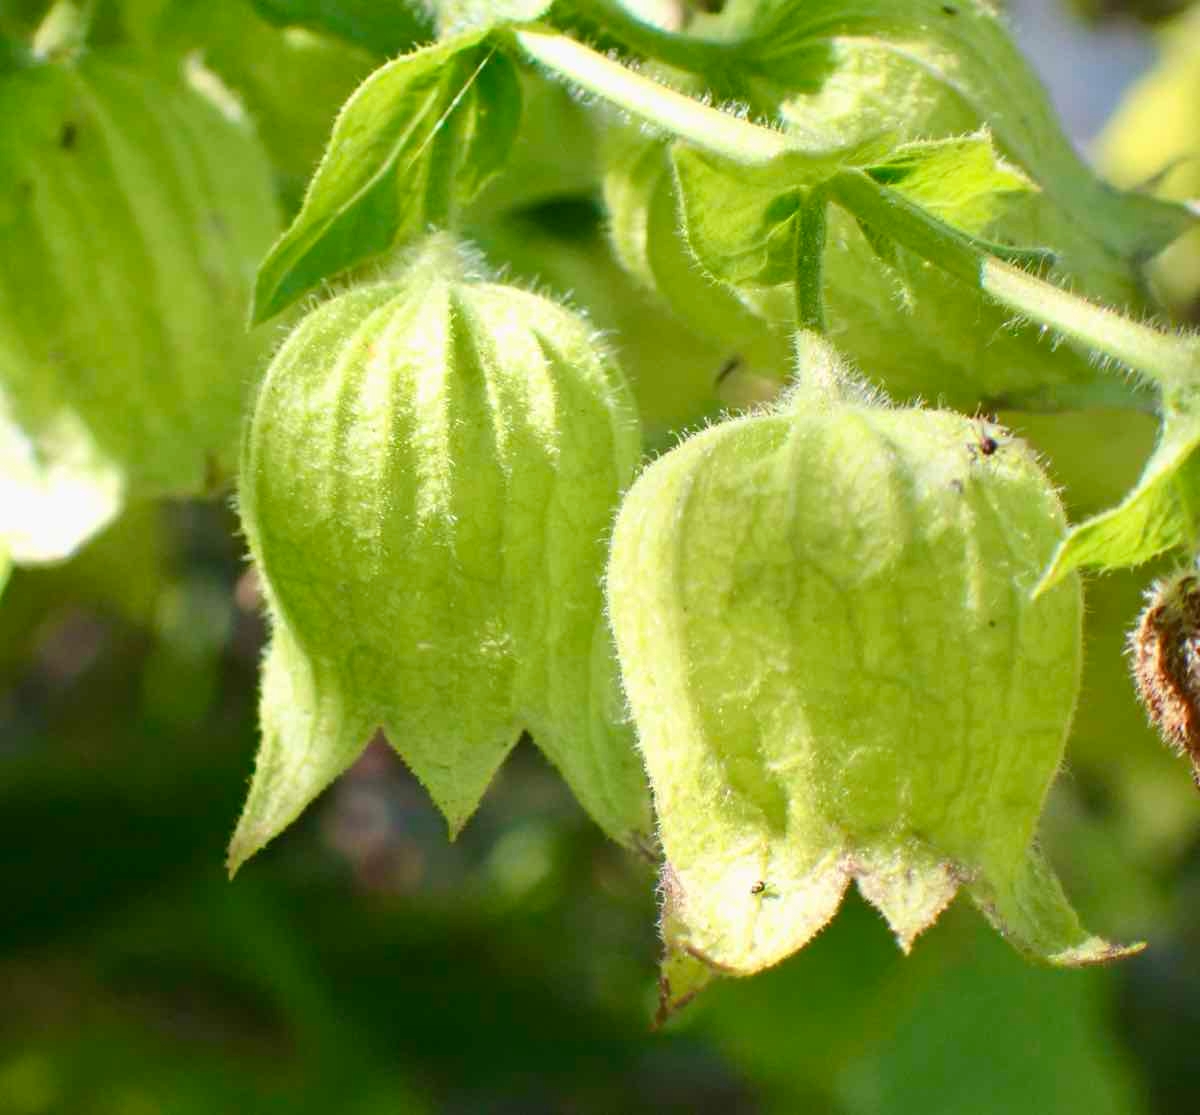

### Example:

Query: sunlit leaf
xmin=714 ymin=0 xmax=1192 ymax=283
xmin=1040 ymin=394 xmax=1200 ymax=589
xmin=155 ymin=1 xmax=378 ymax=212
xmin=864 ymin=134 xmax=1032 ymax=234
xmin=673 ymin=131 xmax=1031 ymax=291
xmin=671 ymin=146 xmax=813 ymax=288
xmin=666 ymin=132 xmax=1127 ymax=411
xmin=252 ymin=32 xmax=521 ymax=322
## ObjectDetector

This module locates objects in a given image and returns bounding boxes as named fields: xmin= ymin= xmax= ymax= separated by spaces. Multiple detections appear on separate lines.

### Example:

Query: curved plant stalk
xmin=516 ymin=25 xmax=1200 ymax=580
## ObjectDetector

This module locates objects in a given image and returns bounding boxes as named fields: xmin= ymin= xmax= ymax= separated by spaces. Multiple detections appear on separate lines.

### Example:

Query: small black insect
xmin=59 ymin=121 xmax=78 ymax=150
xmin=969 ymin=418 xmax=1001 ymax=460
xmin=750 ymin=880 xmax=767 ymax=895
xmin=941 ymin=3 xmax=959 ymax=14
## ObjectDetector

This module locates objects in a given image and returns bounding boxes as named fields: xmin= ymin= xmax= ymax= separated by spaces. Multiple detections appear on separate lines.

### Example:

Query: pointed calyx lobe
xmin=607 ymin=342 xmax=1139 ymax=986
xmin=230 ymin=237 xmax=651 ymax=872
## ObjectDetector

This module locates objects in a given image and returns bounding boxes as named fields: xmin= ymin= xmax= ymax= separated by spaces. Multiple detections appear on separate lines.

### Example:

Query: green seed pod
xmin=607 ymin=338 xmax=1137 ymax=994
xmin=229 ymin=238 xmax=651 ymax=870
xmin=0 ymin=50 xmax=280 ymax=562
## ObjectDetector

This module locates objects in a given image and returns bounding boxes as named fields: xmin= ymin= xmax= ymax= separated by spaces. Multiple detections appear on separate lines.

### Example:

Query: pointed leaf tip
xmin=1036 ymin=427 xmax=1200 ymax=588
xmin=252 ymin=33 xmax=521 ymax=321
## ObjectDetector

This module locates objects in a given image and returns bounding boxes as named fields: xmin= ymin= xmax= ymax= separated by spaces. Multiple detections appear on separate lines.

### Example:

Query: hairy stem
xmin=830 ymin=169 xmax=1198 ymax=395
xmin=514 ymin=27 xmax=786 ymax=163
xmin=794 ymin=195 xmax=827 ymax=335
xmin=516 ymin=26 xmax=1198 ymax=400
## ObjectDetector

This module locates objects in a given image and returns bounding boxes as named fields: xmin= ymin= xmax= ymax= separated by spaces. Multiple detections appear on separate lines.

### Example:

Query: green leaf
xmin=1039 ymin=402 xmax=1200 ymax=589
xmin=252 ymin=33 xmax=522 ymax=322
xmin=849 ymin=136 xmax=1044 ymax=281
xmin=700 ymin=889 xmax=1144 ymax=1111
xmin=603 ymin=128 xmax=790 ymax=346
xmin=0 ymin=544 xmax=9 ymax=599
xmin=673 ymin=132 xmax=1032 ymax=292
xmin=830 ymin=167 xmax=1052 ymax=286
xmin=864 ymin=134 xmax=1032 ymax=236
xmin=717 ymin=0 xmax=1193 ymax=278
xmin=0 ymin=49 xmax=280 ymax=562
xmin=247 ymin=0 xmax=432 ymax=55
xmin=671 ymin=146 xmax=813 ymax=288
xmin=821 ymin=169 xmax=1158 ymax=411
xmin=667 ymin=137 xmax=1126 ymax=411
xmin=157 ymin=0 xmax=378 ymax=211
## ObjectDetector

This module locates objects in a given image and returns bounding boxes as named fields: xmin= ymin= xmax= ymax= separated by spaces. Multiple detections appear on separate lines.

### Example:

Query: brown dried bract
xmin=1129 ymin=570 xmax=1200 ymax=784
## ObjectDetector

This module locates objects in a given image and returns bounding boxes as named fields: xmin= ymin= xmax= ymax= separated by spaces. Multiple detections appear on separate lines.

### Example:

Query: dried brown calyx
xmin=1129 ymin=569 xmax=1200 ymax=784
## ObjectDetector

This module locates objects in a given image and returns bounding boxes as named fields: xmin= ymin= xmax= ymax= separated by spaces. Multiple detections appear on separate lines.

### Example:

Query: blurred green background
xmin=7 ymin=494 xmax=1199 ymax=1115
xmin=4 ymin=1 xmax=1200 ymax=1112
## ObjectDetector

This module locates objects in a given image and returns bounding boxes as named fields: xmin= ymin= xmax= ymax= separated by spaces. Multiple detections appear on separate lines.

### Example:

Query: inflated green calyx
xmin=230 ymin=237 xmax=651 ymax=871
xmin=0 ymin=49 xmax=280 ymax=562
xmin=607 ymin=337 xmax=1139 ymax=1001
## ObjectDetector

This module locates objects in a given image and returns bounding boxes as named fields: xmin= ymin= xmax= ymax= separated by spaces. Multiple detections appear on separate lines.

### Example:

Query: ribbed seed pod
xmin=229 ymin=238 xmax=651 ymax=870
xmin=0 ymin=50 xmax=280 ymax=561
xmin=607 ymin=338 xmax=1137 ymax=998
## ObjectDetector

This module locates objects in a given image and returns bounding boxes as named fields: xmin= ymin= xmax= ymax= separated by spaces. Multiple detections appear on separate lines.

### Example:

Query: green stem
xmin=980 ymin=261 xmax=1198 ymax=398
xmin=514 ymin=27 xmax=786 ymax=164
xmin=790 ymin=330 xmax=846 ymax=401
xmin=517 ymin=27 xmax=1199 ymax=401
xmin=828 ymin=169 xmax=1051 ymax=283
xmin=794 ymin=194 xmax=827 ymax=334
xmin=829 ymin=168 xmax=1198 ymax=394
